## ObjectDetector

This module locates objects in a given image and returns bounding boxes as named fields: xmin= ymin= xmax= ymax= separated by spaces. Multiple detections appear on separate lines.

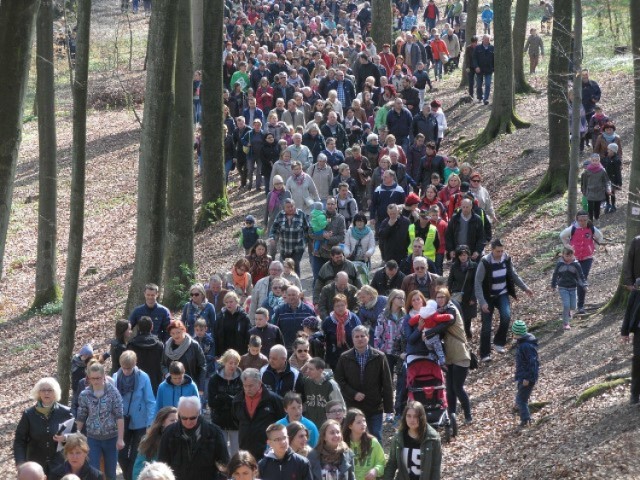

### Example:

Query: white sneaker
xmin=494 ymin=345 xmax=506 ymax=354
xmin=481 ymin=355 xmax=492 ymax=362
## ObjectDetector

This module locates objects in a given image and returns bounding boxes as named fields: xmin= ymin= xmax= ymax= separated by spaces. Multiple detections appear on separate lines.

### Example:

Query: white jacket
xmin=343 ymin=227 xmax=376 ymax=261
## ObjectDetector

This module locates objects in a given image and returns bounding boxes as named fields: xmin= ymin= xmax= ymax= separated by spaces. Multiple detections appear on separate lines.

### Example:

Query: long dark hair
xmin=138 ymin=407 xmax=177 ymax=458
xmin=342 ymin=408 xmax=373 ymax=462
xmin=399 ymin=401 xmax=427 ymax=439
xmin=226 ymin=450 xmax=258 ymax=478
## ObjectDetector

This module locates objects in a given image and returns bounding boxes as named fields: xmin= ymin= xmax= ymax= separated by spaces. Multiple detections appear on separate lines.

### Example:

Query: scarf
xmin=601 ymin=132 xmax=616 ymax=143
xmin=268 ymin=190 xmax=282 ymax=212
xmin=232 ymin=268 xmax=249 ymax=293
xmin=117 ymin=368 xmax=137 ymax=396
xmin=36 ymin=401 xmax=53 ymax=418
xmin=250 ymin=253 xmax=270 ymax=277
xmin=164 ymin=334 xmax=193 ymax=361
xmin=351 ymin=224 xmax=371 ymax=240
xmin=187 ymin=299 xmax=207 ymax=321
xmin=365 ymin=143 xmax=380 ymax=155
xmin=334 ymin=310 xmax=349 ymax=347
xmin=266 ymin=291 xmax=285 ymax=310
xmin=587 ymin=162 xmax=604 ymax=173
xmin=319 ymin=442 xmax=348 ymax=466
xmin=293 ymin=172 xmax=306 ymax=186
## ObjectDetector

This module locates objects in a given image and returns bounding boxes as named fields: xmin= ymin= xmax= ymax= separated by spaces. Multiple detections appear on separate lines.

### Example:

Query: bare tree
xmin=57 ymin=0 xmax=91 ymax=404
xmin=512 ymin=0 xmax=535 ymax=94
xmin=191 ymin=0 xmax=203 ymax=70
xmin=34 ymin=0 xmax=61 ymax=308
xmin=126 ymin=0 xmax=179 ymax=314
xmin=567 ymin=0 xmax=582 ymax=222
xmin=163 ymin=0 xmax=195 ymax=309
xmin=0 ymin=0 xmax=39 ymax=278
xmin=372 ymin=0 xmax=393 ymax=49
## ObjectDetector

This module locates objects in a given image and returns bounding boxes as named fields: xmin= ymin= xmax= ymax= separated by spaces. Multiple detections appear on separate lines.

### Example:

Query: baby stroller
xmin=407 ymin=358 xmax=457 ymax=442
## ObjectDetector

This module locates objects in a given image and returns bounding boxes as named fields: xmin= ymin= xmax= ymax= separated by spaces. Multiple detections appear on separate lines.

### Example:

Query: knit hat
xmin=419 ymin=300 xmax=438 ymax=319
xmin=245 ymin=215 xmax=256 ymax=224
xmin=512 ymin=320 xmax=527 ymax=336
xmin=405 ymin=192 xmax=421 ymax=206
xmin=78 ymin=344 xmax=94 ymax=357
xmin=312 ymin=202 xmax=324 ymax=211
xmin=607 ymin=143 xmax=619 ymax=153
xmin=302 ymin=316 xmax=321 ymax=330
xmin=272 ymin=175 xmax=284 ymax=185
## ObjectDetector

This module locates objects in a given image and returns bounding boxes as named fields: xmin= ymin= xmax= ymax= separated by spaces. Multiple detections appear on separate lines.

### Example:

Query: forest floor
xmin=1 ymin=2 xmax=639 ymax=479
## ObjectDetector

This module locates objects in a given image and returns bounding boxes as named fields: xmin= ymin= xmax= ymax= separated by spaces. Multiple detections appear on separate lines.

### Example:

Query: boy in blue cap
xmin=512 ymin=320 xmax=539 ymax=427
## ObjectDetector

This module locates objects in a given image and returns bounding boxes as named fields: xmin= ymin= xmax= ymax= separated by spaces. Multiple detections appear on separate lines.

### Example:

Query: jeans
xmin=386 ymin=353 xmax=399 ymax=375
xmin=445 ymin=364 xmax=471 ymax=420
xmin=516 ymin=381 xmax=535 ymax=423
xmin=475 ymin=73 xmax=493 ymax=102
xmin=366 ymin=413 xmax=383 ymax=442
xmin=246 ymin=155 xmax=262 ymax=189
xmin=225 ymin=158 xmax=234 ymax=184
xmin=427 ymin=18 xmax=436 ymax=31
xmin=223 ymin=429 xmax=240 ymax=458
xmin=558 ymin=287 xmax=577 ymax=324
xmin=483 ymin=22 xmax=491 ymax=35
xmin=88 ymin=436 xmax=118 ymax=480
xmin=310 ymin=254 xmax=328 ymax=286
xmin=434 ymin=60 xmax=443 ymax=79
xmin=480 ymin=293 xmax=511 ymax=357
xmin=577 ymin=258 xmax=593 ymax=309
xmin=118 ymin=428 xmax=145 ymax=480
xmin=435 ymin=253 xmax=445 ymax=276
xmin=193 ymin=99 xmax=201 ymax=124
xmin=280 ymin=250 xmax=304 ymax=276
xmin=632 ymin=327 xmax=640 ymax=398
xmin=132 ymin=0 xmax=139 ymax=12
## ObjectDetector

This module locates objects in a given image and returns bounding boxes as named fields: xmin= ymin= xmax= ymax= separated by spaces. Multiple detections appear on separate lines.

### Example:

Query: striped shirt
xmin=488 ymin=254 xmax=508 ymax=297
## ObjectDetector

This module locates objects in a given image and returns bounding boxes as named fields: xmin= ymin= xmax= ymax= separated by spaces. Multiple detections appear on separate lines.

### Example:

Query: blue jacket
xmin=404 ymin=314 xmax=432 ymax=357
xmin=481 ymin=8 xmax=494 ymax=23
xmin=272 ymin=302 xmax=316 ymax=350
xmin=194 ymin=333 xmax=216 ymax=378
xmin=276 ymin=415 xmax=320 ymax=447
xmin=112 ymin=367 xmax=156 ymax=430
xmin=514 ymin=334 xmax=539 ymax=383
xmin=129 ymin=302 xmax=171 ymax=342
xmin=155 ymin=374 xmax=199 ymax=416
xmin=322 ymin=311 xmax=361 ymax=369
xmin=181 ymin=301 xmax=216 ymax=336
xmin=358 ymin=296 xmax=388 ymax=332
xmin=370 ymin=183 xmax=407 ymax=223
xmin=472 ymin=43 xmax=495 ymax=75
xmin=327 ymin=79 xmax=357 ymax=108
xmin=386 ymin=107 xmax=413 ymax=138
xmin=243 ymin=107 xmax=265 ymax=125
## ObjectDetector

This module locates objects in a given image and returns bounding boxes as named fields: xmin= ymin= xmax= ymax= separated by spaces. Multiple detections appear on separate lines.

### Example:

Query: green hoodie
xmin=350 ymin=437 xmax=386 ymax=480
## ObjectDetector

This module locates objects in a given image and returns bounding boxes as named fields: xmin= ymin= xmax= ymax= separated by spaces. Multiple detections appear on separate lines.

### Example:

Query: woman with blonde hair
xmin=308 ymin=420 xmax=355 ymax=480
xmin=181 ymin=283 xmax=216 ymax=336
xmin=215 ymin=293 xmax=252 ymax=356
xmin=49 ymin=434 xmax=102 ymax=480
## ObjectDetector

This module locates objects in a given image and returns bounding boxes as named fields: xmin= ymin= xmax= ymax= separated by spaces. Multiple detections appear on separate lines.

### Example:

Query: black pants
xmin=467 ymin=70 xmax=475 ymax=97
xmin=587 ymin=200 xmax=602 ymax=220
xmin=118 ymin=427 xmax=145 ymax=480
xmin=446 ymin=364 xmax=471 ymax=420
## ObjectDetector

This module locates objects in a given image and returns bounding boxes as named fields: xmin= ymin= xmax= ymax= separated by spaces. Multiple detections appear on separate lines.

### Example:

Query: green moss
xmin=575 ymin=378 xmax=630 ymax=406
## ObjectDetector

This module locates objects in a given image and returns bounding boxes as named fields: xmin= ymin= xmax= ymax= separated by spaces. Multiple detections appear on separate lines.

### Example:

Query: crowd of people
xmin=14 ymin=0 xmax=633 ymax=479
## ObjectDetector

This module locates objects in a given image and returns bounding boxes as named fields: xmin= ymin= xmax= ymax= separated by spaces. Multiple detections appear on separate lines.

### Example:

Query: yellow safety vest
xmin=407 ymin=223 xmax=437 ymax=261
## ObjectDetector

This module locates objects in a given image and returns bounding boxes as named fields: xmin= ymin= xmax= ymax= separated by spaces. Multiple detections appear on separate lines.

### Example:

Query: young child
xmin=511 ymin=320 xmax=539 ymax=428
xmin=310 ymin=202 xmax=328 ymax=256
xmin=155 ymin=361 xmax=199 ymax=416
xmin=302 ymin=357 xmax=344 ymax=427
xmin=302 ymin=316 xmax=326 ymax=360
xmin=551 ymin=246 xmax=587 ymax=330
xmin=239 ymin=215 xmax=263 ymax=254
xmin=481 ymin=4 xmax=493 ymax=34
xmin=407 ymin=300 xmax=454 ymax=365
xmin=601 ymin=143 xmax=622 ymax=213
xmin=248 ymin=307 xmax=285 ymax=356
xmin=430 ymin=172 xmax=444 ymax=192
xmin=276 ymin=392 xmax=320 ymax=447
xmin=239 ymin=334 xmax=269 ymax=370
xmin=193 ymin=319 xmax=216 ymax=381
xmin=283 ymin=258 xmax=302 ymax=290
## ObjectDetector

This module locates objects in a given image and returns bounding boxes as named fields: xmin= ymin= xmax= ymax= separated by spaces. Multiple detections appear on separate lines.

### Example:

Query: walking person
xmin=471 ymin=35 xmax=494 ymax=105
xmin=551 ymin=246 xmax=587 ymax=330
xmin=511 ymin=321 xmax=540 ymax=428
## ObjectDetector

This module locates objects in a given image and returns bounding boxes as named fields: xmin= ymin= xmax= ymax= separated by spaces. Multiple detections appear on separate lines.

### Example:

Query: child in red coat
xmin=408 ymin=300 xmax=453 ymax=365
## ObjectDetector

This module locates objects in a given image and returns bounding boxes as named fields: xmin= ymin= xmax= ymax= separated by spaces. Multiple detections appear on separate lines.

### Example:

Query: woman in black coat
xmin=49 ymin=433 xmax=102 ymax=480
xmin=260 ymin=132 xmax=281 ymax=189
xmin=161 ymin=320 xmax=207 ymax=393
xmin=14 ymin=378 xmax=74 ymax=474
xmin=447 ymin=244 xmax=478 ymax=339
xmin=214 ymin=291 xmax=252 ymax=356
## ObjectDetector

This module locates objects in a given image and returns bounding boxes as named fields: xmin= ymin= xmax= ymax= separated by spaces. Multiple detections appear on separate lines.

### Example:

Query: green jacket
xmin=383 ymin=428 xmax=442 ymax=480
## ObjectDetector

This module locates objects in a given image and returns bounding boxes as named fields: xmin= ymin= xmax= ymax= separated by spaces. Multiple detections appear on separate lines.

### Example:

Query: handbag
xmin=469 ymin=351 xmax=479 ymax=370
xmin=451 ymin=268 xmax=469 ymax=305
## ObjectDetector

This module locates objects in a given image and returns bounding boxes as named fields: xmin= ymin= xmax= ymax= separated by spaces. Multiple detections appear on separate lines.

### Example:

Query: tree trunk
xmin=125 ymin=0 xmax=179 ymax=314
xmin=191 ymin=0 xmax=203 ymax=70
xmin=163 ymin=0 xmax=194 ymax=310
xmin=605 ymin=0 xmax=640 ymax=311
xmin=198 ymin=0 xmax=231 ymax=229
xmin=0 ymin=0 xmax=39 ymax=279
xmin=459 ymin=0 xmax=478 ymax=89
xmin=371 ymin=0 xmax=393 ymax=49
xmin=34 ymin=0 xmax=61 ymax=308
xmin=531 ymin=0 xmax=572 ymax=197
xmin=512 ymin=0 xmax=535 ymax=94
xmin=567 ymin=0 xmax=582 ymax=223
xmin=456 ymin=0 xmax=529 ymax=154
xmin=57 ymin=0 xmax=91 ymax=404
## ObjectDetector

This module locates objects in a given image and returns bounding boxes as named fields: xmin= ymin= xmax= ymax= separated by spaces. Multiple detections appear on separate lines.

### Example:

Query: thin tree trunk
xmin=372 ymin=0 xmax=393 ymax=49
xmin=456 ymin=0 xmax=529 ymax=154
xmin=125 ymin=0 xmax=179 ymax=314
xmin=532 ymin=0 xmax=572 ymax=196
xmin=191 ymin=0 xmax=203 ymax=70
xmin=57 ymin=0 xmax=91 ymax=404
xmin=605 ymin=0 xmax=640 ymax=311
xmin=0 ymin=0 xmax=39 ymax=279
xmin=459 ymin=0 xmax=478 ymax=89
xmin=568 ymin=0 xmax=582 ymax=223
xmin=199 ymin=0 xmax=231 ymax=228
xmin=163 ymin=0 xmax=194 ymax=309
xmin=513 ymin=0 xmax=535 ymax=94
xmin=34 ymin=0 xmax=61 ymax=308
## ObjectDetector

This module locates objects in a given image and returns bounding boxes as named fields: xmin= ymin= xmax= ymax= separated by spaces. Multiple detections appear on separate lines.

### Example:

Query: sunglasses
xmin=297 ymin=349 xmax=309 ymax=353
xmin=190 ymin=293 xmax=200 ymax=297
xmin=180 ymin=416 xmax=198 ymax=421
xmin=470 ymin=179 xmax=480 ymax=183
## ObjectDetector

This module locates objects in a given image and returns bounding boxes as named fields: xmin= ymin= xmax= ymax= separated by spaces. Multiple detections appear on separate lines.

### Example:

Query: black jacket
xmin=215 ymin=307 xmax=252 ymax=356
xmin=208 ymin=366 xmax=243 ymax=430
xmin=128 ymin=333 xmax=164 ymax=395
xmin=302 ymin=132 xmax=327 ymax=162
xmin=378 ymin=215 xmax=411 ymax=263
xmin=472 ymin=43 xmax=495 ymax=74
xmin=321 ymin=122 xmax=349 ymax=152
xmin=158 ymin=418 xmax=230 ymax=480
xmin=49 ymin=461 xmax=103 ymax=480
xmin=412 ymin=112 xmax=439 ymax=143
xmin=161 ymin=339 xmax=207 ymax=391
xmin=444 ymin=212 xmax=486 ymax=256
xmin=259 ymin=448 xmax=313 ymax=480
xmin=14 ymin=403 xmax=74 ymax=473
xmin=233 ymin=385 xmax=285 ymax=460
xmin=260 ymin=361 xmax=305 ymax=400
xmin=370 ymin=268 xmax=406 ymax=296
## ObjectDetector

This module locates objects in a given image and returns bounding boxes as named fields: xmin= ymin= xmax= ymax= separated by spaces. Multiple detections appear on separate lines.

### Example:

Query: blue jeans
xmin=558 ymin=287 xmax=577 ymax=324
xmin=132 ymin=0 xmax=139 ymax=12
xmin=516 ymin=381 xmax=535 ymax=423
xmin=88 ymin=436 xmax=118 ymax=480
xmin=427 ymin=18 xmax=436 ymax=31
xmin=577 ymin=258 xmax=593 ymax=309
xmin=480 ymin=293 xmax=511 ymax=357
xmin=434 ymin=60 xmax=443 ymax=79
xmin=435 ymin=253 xmax=445 ymax=275
xmin=310 ymin=254 xmax=328 ymax=289
xmin=475 ymin=73 xmax=493 ymax=101
xmin=225 ymin=158 xmax=234 ymax=183
xmin=193 ymin=99 xmax=201 ymax=124
xmin=366 ymin=413 xmax=383 ymax=442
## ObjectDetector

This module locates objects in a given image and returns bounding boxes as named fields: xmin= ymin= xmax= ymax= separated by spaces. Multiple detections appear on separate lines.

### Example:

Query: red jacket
xmin=408 ymin=311 xmax=453 ymax=328
xmin=430 ymin=39 xmax=449 ymax=61
xmin=430 ymin=217 xmax=448 ymax=254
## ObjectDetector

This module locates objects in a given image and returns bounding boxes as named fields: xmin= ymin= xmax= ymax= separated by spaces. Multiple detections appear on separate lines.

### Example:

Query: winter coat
xmin=472 ymin=43 xmax=494 ymax=74
xmin=443 ymin=33 xmax=461 ymax=58
xmin=323 ymin=312 xmax=362 ymax=370
xmin=127 ymin=333 xmax=164 ymax=395
xmin=441 ymin=304 xmax=470 ymax=366
xmin=260 ymin=361 xmax=305 ymax=399
xmin=112 ymin=367 xmax=156 ymax=429
xmin=314 ymin=259 xmax=363 ymax=304
xmin=559 ymin=222 xmax=603 ymax=261
xmin=77 ymin=382 xmax=123 ymax=440
xmin=444 ymin=211 xmax=486 ymax=256
xmin=319 ymin=283 xmax=359 ymax=321
xmin=155 ymin=374 xmax=199 ymax=416
xmin=601 ymin=154 xmax=622 ymax=188
xmin=232 ymin=386 xmax=285 ymax=460
xmin=269 ymin=161 xmax=294 ymax=190
xmin=334 ymin=347 xmax=394 ymax=416
xmin=475 ymin=253 xmax=529 ymax=307
xmin=309 ymin=211 xmax=347 ymax=260
xmin=418 ymin=154 xmax=445 ymax=190
xmin=302 ymin=132 xmax=327 ymax=163
xmin=406 ymin=143 xmax=428 ymax=181
xmin=594 ymin=132 xmax=623 ymax=159
xmin=180 ymin=301 xmax=216 ymax=336
xmin=261 ymin=141 xmax=282 ymax=180
xmin=158 ymin=418 xmax=230 ymax=480
xmin=336 ymin=194 xmax=359 ymax=228
xmin=273 ymin=301 xmax=317 ymax=350
xmin=321 ymin=122 xmax=349 ymax=153
xmin=286 ymin=174 xmax=321 ymax=215
xmin=161 ymin=337 xmax=207 ymax=391
xmin=259 ymin=448 xmax=313 ymax=480
xmin=383 ymin=427 xmax=442 ymax=480
xmin=249 ymin=323 xmax=285 ymax=356
xmin=308 ymin=163 xmax=334 ymax=201
xmin=128 ymin=302 xmax=172 ymax=342
xmin=580 ymin=164 xmax=610 ymax=201
xmin=378 ymin=215 xmax=411 ymax=263
xmin=370 ymin=183 xmax=407 ymax=224
xmin=370 ymin=269 xmax=406 ymax=297
xmin=447 ymin=260 xmax=478 ymax=307
xmin=215 ymin=307 xmax=252 ymax=356
xmin=344 ymin=226 xmax=376 ymax=262
xmin=208 ymin=365 xmax=243 ymax=430
xmin=358 ymin=296 xmax=388 ymax=331
xmin=308 ymin=448 xmax=356 ymax=480
xmin=49 ymin=462 xmax=103 ymax=480
xmin=514 ymin=334 xmax=540 ymax=383
xmin=14 ymin=403 xmax=73 ymax=473
xmin=551 ymin=259 xmax=587 ymax=289
xmin=401 ymin=273 xmax=440 ymax=300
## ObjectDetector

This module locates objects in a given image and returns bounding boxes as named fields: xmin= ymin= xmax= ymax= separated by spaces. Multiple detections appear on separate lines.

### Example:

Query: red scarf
xmin=334 ymin=310 xmax=350 ymax=347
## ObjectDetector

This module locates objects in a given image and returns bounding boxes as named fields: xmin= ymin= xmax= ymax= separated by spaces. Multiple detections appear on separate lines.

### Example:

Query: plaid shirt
xmin=354 ymin=346 xmax=371 ymax=381
xmin=270 ymin=209 xmax=310 ymax=255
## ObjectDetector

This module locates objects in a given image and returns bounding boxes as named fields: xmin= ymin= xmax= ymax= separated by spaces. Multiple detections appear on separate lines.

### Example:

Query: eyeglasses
xmin=470 ymin=179 xmax=480 ymax=183
xmin=180 ymin=416 xmax=198 ymax=421
xmin=297 ymin=349 xmax=309 ymax=353
xmin=40 ymin=388 xmax=54 ymax=393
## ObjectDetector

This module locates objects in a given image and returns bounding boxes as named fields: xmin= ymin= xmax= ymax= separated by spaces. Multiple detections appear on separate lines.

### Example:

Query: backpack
xmin=570 ymin=223 xmax=599 ymax=245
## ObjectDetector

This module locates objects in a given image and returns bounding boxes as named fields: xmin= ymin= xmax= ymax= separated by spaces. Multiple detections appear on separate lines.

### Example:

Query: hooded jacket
xmin=208 ymin=365 xmax=243 ymax=430
xmin=308 ymin=447 xmax=356 ymax=480
xmin=302 ymin=371 xmax=345 ymax=428
xmin=127 ymin=333 xmax=164 ymax=394
xmin=258 ymin=447 xmax=313 ymax=480
xmin=112 ymin=367 xmax=156 ymax=430
xmin=260 ymin=361 xmax=305 ymax=400
xmin=514 ymin=333 xmax=539 ymax=383
xmin=215 ymin=307 xmax=252 ymax=356
xmin=155 ymin=374 xmax=199 ymax=416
